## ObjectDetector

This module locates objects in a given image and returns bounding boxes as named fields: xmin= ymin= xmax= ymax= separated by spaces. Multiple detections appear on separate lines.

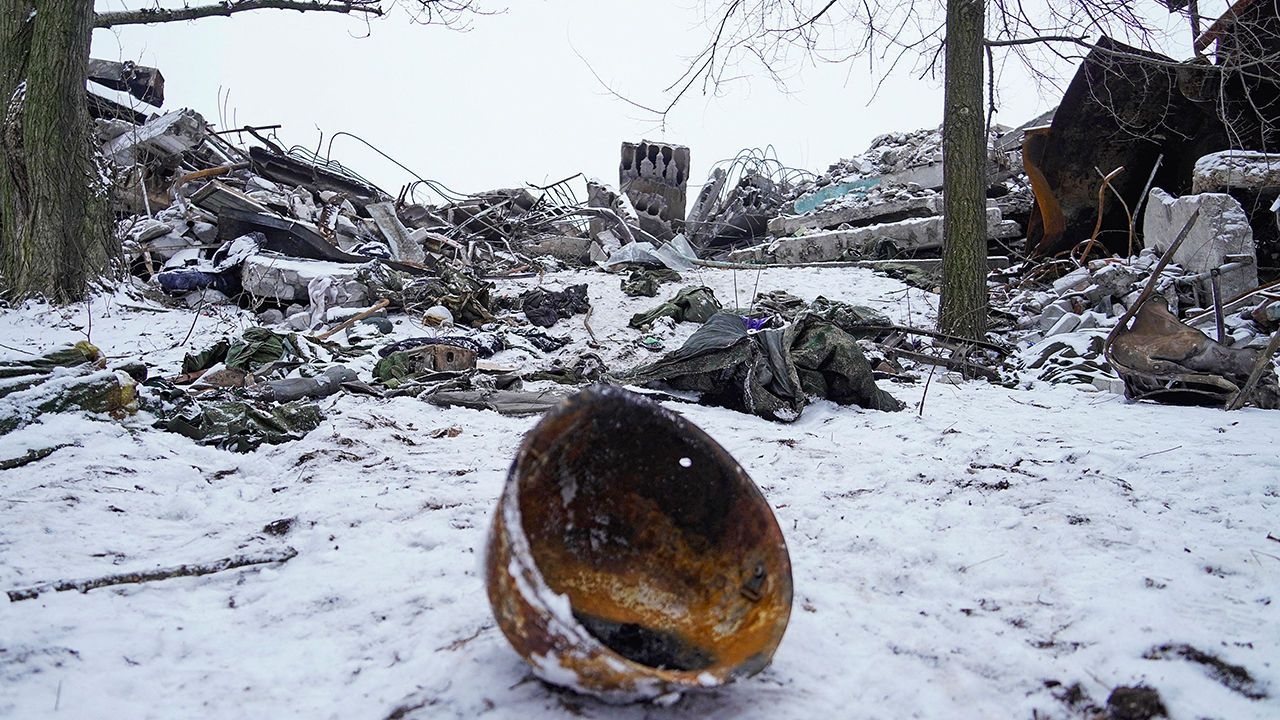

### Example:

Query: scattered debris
xmin=521 ymin=285 xmax=590 ymax=328
xmin=629 ymin=286 xmax=722 ymax=329
xmin=0 ymin=343 xmax=138 ymax=436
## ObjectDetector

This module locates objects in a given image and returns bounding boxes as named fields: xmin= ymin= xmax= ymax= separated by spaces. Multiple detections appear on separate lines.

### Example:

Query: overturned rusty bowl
xmin=485 ymin=385 xmax=792 ymax=702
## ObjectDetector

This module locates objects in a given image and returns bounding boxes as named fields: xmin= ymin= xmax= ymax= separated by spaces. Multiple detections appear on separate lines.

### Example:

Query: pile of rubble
xmin=38 ymin=13 xmax=1280 ymax=445
xmin=722 ymin=125 xmax=1029 ymax=265
xmin=997 ymin=167 xmax=1280 ymax=407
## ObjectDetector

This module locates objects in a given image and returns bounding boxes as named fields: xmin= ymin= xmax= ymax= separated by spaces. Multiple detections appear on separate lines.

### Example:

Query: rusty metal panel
xmin=1028 ymin=37 xmax=1227 ymax=258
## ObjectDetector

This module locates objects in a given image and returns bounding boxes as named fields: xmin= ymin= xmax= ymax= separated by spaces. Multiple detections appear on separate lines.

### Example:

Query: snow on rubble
xmin=1 ymin=265 xmax=1277 ymax=720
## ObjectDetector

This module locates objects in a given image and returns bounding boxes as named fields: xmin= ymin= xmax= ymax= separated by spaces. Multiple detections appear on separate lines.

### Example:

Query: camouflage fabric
xmin=629 ymin=286 xmax=722 ymax=329
xmin=620 ymin=268 xmax=682 ymax=297
xmin=625 ymin=311 xmax=901 ymax=421
xmin=360 ymin=262 xmax=496 ymax=327
xmin=150 ymin=387 xmax=322 ymax=453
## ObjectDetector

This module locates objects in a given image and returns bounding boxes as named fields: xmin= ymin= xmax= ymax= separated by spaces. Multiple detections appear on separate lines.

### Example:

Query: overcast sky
xmin=90 ymin=1 xmax=1196 ymax=202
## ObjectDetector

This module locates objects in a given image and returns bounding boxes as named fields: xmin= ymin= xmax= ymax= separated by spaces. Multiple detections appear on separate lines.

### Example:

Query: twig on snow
xmin=0 ymin=444 xmax=73 ymax=470
xmin=6 ymin=547 xmax=297 ymax=602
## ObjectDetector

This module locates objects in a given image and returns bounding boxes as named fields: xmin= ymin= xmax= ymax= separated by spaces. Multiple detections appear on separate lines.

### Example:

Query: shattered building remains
xmin=45 ymin=2 xmax=1278 ymax=452
xmin=4 ymin=8 xmax=1280 ymax=709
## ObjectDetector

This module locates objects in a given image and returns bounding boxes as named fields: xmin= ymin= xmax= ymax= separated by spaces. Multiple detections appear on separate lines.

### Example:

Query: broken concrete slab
xmin=620 ymin=140 xmax=690 ymax=240
xmin=521 ymin=235 xmax=592 ymax=262
xmin=760 ymin=207 xmax=1014 ymax=264
xmin=367 ymin=202 xmax=426 ymax=265
xmin=247 ymin=146 xmax=386 ymax=209
xmin=768 ymin=193 xmax=943 ymax=235
xmin=87 ymin=58 xmax=165 ymax=107
xmin=190 ymin=181 xmax=273 ymax=216
xmin=1192 ymin=150 xmax=1280 ymax=193
xmin=1142 ymin=188 xmax=1257 ymax=300
xmin=688 ymin=173 xmax=787 ymax=247
xmin=241 ymin=256 xmax=370 ymax=305
xmin=102 ymin=109 xmax=205 ymax=165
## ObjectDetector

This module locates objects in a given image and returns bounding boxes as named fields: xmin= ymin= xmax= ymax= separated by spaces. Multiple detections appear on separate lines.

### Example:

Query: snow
xmin=1 ymin=266 xmax=1277 ymax=719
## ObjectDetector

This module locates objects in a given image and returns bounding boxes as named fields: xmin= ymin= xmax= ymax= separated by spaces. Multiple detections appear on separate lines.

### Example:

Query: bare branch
xmin=984 ymin=34 xmax=1092 ymax=48
xmin=95 ymin=0 xmax=383 ymax=28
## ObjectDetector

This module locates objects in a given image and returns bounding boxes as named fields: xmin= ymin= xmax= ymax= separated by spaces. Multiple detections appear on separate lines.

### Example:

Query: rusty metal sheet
xmin=486 ymin=385 xmax=792 ymax=702
xmin=1028 ymin=37 xmax=1227 ymax=258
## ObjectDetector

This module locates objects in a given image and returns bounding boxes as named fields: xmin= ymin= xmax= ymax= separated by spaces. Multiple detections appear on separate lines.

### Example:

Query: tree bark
xmin=1 ymin=1 xmax=113 ymax=303
xmin=940 ymin=0 xmax=988 ymax=340
xmin=0 ymin=1 xmax=34 ymax=286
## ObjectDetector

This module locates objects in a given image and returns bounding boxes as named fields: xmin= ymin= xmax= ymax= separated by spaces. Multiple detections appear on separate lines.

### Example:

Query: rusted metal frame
xmin=1076 ymin=166 xmax=1126 ymax=264
xmin=169 ymin=162 xmax=251 ymax=200
xmin=1128 ymin=372 xmax=1241 ymax=403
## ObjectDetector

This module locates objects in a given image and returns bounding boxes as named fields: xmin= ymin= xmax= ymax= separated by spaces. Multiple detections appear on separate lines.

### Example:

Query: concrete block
xmin=1088 ymin=263 xmax=1140 ymax=299
xmin=990 ymin=219 xmax=1023 ymax=239
xmin=767 ymin=207 xmax=1004 ymax=263
xmin=1143 ymin=187 xmax=1258 ymax=300
xmin=1076 ymin=312 xmax=1105 ymax=331
xmin=1192 ymin=150 xmax=1280 ymax=193
xmin=1039 ymin=304 xmax=1067 ymax=330
xmin=1045 ymin=313 xmax=1082 ymax=336
xmin=1092 ymin=376 xmax=1126 ymax=394
xmin=621 ymin=140 xmax=690 ymax=240
xmin=1052 ymin=267 xmax=1091 ymax=295
xmin=102 ymin=108 xmax=204 ymax=165
xmin=241 ymin=256 xmax=367 ymax=304
xmin=522 ymin=235 xmax=591 ymax=262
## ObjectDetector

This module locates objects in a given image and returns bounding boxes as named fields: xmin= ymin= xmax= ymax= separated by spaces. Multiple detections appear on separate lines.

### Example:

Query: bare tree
xmin=0 ymin=1 xmax=486 ymax=303
xmin=674 ymin=0 xmax=1194 ymax=340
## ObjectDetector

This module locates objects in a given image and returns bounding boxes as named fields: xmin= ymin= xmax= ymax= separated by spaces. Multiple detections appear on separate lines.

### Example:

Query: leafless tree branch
xmin=95 ymin=0 xmax=384 ymax=28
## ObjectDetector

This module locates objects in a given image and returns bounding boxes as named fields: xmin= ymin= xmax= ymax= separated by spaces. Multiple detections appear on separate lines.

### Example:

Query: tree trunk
xmin=0 ymin=0 xmax=114 ymax=304
xmin=939 ymin=0 xmax=988 ymax=341
xmin=0 ymin=0 xmax=34 ymax=286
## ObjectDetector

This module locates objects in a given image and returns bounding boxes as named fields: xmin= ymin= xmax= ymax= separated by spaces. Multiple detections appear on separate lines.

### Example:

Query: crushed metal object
xmin=1105 ymin=297 xmax=1280 ymax=408
xmin=485 ymin=385 xmax=792 ymax=702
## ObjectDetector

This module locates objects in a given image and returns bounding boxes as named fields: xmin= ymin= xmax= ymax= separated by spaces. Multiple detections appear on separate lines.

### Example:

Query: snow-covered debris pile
xmin=816 ymin=126 xmax=944 ymax=184
xmin=995 ymin=246 xmax=1280 ymax=405
xmin=746 ymin=125 xmax=1029 ymax=264
xmin=684 ymin=148 xmax=812 ymax=250
xmin=4 ymin=264 xmax=1279 ymax=719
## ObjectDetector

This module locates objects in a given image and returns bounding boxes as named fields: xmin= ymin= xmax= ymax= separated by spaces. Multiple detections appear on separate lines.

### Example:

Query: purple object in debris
xmin=743 ymin=316 xmax=769 ymax=331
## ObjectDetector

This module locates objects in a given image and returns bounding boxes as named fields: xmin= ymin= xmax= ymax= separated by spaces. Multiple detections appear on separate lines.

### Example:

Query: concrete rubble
xmin=70 ymin=37 xmax=1275 ymax=420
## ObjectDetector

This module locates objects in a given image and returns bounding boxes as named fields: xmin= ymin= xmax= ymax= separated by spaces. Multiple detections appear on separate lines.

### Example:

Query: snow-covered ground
xmin=1 ymin=266 xmax=1277 ymax=719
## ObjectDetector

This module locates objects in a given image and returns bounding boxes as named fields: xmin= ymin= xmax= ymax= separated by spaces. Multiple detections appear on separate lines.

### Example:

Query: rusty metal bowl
xmin=485 ymin=385 xmax=792 ymax=702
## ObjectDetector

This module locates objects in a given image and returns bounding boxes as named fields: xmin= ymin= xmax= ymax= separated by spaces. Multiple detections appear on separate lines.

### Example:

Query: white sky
xmin=89 ymin=1 xmax=1198 ymax=201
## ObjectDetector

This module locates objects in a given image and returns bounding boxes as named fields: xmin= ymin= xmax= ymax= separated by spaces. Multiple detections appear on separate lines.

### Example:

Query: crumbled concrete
xmin=1143 ymin=188 xmax=1257 ymax=300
